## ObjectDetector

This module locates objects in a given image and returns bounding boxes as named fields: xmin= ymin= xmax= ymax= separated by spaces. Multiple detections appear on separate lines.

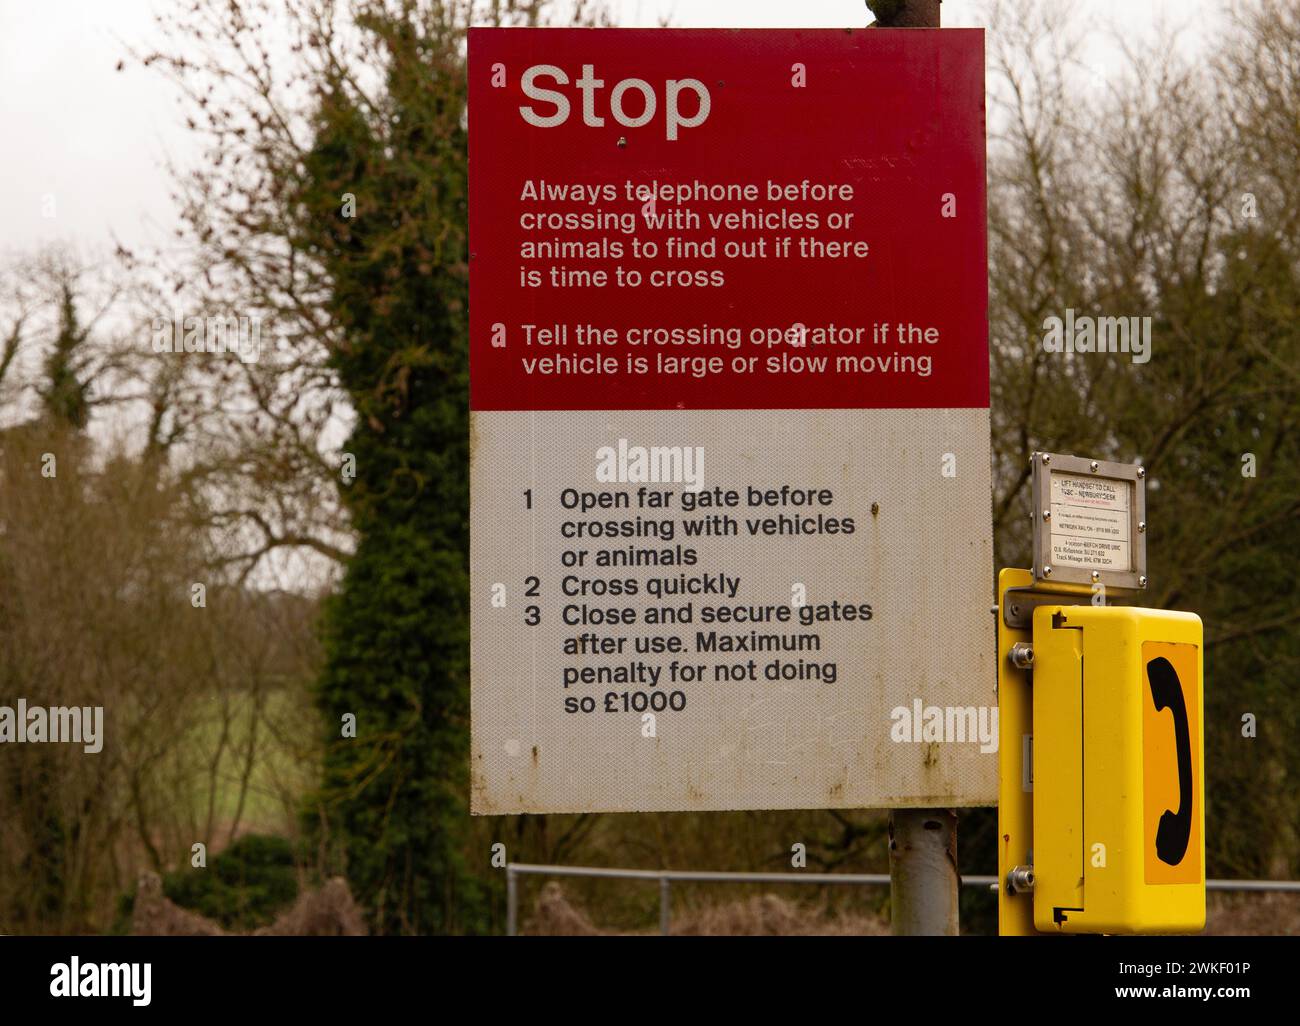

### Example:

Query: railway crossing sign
xmin=469 ymin=28 xmax=994 ymax=814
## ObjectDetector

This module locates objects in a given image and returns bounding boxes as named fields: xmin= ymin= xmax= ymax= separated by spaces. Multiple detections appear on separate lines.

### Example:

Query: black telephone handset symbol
xmin=1148 ymin=656 xmax=1193 ymax=866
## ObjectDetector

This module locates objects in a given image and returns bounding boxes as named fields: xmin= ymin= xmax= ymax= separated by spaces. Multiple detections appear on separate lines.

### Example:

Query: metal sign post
xmin=876 ymin=0 xmax=963 ymax=940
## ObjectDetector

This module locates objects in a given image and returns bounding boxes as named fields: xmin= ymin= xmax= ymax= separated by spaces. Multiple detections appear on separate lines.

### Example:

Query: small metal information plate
xmin=1031 ymin=452 xmax=1147 ymax=591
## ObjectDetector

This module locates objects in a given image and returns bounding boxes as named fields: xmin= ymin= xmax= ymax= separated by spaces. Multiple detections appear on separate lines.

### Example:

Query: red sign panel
xmin=469 ymin=27 xmax=987 ymax=411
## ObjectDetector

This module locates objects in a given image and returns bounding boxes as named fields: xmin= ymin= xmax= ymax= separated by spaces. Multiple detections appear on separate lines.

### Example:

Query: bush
xmin=159 ymin=834 xmax=299 ymax=931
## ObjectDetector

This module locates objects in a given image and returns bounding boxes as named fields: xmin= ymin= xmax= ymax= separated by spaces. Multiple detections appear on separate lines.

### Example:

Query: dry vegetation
xmin=525 ymin=882 xmax=889 ymax=937
xmin=131 ymin=871 xmax=366 ymax=936
xmin=522 ymin=884 xmax=1300 ymax=937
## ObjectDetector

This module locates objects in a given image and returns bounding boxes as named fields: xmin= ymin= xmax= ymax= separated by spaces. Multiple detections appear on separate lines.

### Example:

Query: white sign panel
xmin=1049 ymin=472 xmax=1132 ymax=571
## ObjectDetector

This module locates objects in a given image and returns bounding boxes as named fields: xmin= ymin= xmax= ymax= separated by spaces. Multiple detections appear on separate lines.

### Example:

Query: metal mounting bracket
xmin=1002 ymin=586 xmax=1115 ymax=631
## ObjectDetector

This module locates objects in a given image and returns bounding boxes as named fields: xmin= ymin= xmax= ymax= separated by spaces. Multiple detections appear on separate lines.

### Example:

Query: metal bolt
xmin=1090 ymin=460 xmax=1099 ymax=472
xmin=1043 ymin=510 xmax=1051 ymax=521
xmin=617 ymin=136 xmax=627 ymax=148
xmin=1138 ymin=521 xmax=1146 ymax=533
xmin=1010 ymin=642 xmax=1034 ymax=670
xmin=1042 ymin=565 xmax=1053 ymax=577
xmin=1139 ymin=576 xmax=1148 ymax=588
xmin=1041 ymin=453 xmax=1051 ymax=465
xmin=1007 ymin=866 xmax=1035 ymax=894
xmin=1137 ymin=466 xmax=1145 ymax=478
xmin=1091 ymin=570 xmax=1100 ymax=581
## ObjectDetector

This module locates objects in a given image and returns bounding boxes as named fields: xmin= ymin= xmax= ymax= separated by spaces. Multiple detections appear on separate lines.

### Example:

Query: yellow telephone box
xmin=1031 ymin=605 xmax=1205 ymax=934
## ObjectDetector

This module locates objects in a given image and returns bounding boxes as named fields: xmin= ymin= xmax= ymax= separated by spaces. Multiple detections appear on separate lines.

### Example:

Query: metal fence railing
xmin=505 ymin=862 xmax=1300 ymax=936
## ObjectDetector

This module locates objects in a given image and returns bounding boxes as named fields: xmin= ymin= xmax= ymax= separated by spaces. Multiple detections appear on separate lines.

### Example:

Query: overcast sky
xmin=0 ymin=0 xmax=1219 ymax=257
